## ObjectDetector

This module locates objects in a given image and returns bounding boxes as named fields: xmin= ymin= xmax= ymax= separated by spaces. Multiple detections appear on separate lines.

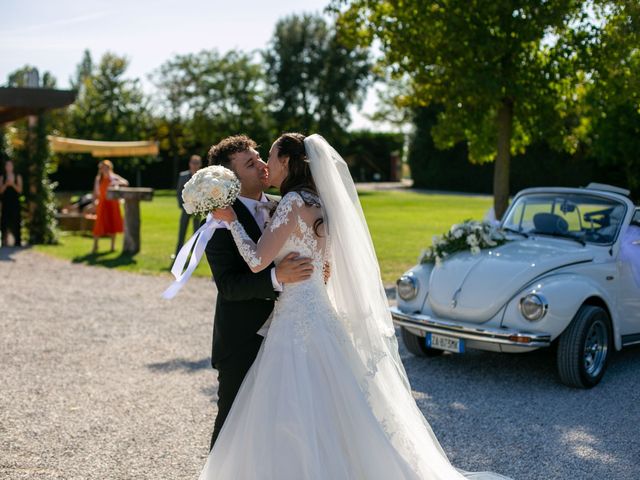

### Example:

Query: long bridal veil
xmin=305 ymin=134 xmax=512 ymax=480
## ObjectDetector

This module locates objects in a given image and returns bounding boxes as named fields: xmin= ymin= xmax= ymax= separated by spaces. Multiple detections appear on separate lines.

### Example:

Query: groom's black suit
xmin=204 ymin=196 xmax=279 ymax=449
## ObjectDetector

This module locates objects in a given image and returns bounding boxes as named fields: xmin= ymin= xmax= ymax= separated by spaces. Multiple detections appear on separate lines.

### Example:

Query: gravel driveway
xmin=1 ymin=248 xmax=638 ymax=479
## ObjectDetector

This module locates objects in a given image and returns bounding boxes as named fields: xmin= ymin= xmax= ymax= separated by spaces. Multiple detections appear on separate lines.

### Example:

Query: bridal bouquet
xmin=420 ymin=220 xmax=508 ymax=266
xmin=182 ymin=165 xmax=241 ymax=215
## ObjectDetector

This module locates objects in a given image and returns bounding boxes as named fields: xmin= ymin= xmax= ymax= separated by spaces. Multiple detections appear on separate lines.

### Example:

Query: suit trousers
xmin=210 ymin=334 xmax=263 ymax=450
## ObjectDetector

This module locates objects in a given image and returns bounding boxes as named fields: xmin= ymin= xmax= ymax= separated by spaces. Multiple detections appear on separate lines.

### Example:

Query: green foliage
xmin=62 ymin=52 xmax=155 ymax=181
xmin=0 ymin=127 xmax=8 ymax=164
xmin=5 ymin=65 xmax=62 ymax=244
xmin=70 ymin=49 xmax=93 ymax=90
xmin=264 ymin=13 xmax=372 ymax=143
xmin=334 ymin=0 xmax=591 ymax=217
xmin=408 ymin=106 xmax=470 ymax=189
xmin=151 ymin=49 xmax=275 ymax=156
xmin=342 ymin=130 xmax=404 ymax=181
xmin=583 ymin=1 xmax=640 ymax=195
xmin=28 ymin=114 xmax=59 ymax=244
xmin=336 ymin=0 xmax=586 ymax=156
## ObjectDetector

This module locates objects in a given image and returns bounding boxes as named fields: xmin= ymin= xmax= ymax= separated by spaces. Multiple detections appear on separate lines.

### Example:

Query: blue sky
xmin=0 ymin=0 xmax=382 ymax=129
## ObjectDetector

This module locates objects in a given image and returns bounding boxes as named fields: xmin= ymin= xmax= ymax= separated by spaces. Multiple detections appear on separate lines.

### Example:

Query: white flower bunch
xmin=182 ymin=165 xmax=241 ymax=216
xmin=420 ymin=220 xmax=508 ymax=265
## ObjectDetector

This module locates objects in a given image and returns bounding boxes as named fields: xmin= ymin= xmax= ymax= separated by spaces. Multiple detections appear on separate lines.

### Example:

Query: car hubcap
xmin=584 ymin=319 xmax=608 ymax=377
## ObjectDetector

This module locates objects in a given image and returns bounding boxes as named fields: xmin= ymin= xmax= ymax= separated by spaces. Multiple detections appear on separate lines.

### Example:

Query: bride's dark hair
xmin=275 ymin=132 xmax=324 ymax=235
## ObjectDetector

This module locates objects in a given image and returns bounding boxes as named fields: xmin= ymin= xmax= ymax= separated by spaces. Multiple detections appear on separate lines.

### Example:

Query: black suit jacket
xmin=176 ymin=170 xmax=192 ymax=209
xmin=205 ymin=196 xmax=279 ymax=368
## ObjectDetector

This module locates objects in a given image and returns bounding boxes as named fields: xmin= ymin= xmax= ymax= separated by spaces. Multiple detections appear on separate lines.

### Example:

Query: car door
xmin=617 ymin=208 xmax=640 ymax=346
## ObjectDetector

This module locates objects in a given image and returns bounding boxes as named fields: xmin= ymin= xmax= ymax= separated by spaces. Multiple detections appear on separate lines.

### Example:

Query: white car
xmin=391 ymin=183 xmax=640 ymax=388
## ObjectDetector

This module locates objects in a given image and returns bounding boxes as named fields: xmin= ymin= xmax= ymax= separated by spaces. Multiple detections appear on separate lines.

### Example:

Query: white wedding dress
xmin=199 ymin=136 xmax=512 ymax=480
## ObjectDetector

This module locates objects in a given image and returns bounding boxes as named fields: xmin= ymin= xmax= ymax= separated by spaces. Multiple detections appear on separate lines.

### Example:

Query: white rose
xmin=470 ymin=246 xmax=481 ymax=255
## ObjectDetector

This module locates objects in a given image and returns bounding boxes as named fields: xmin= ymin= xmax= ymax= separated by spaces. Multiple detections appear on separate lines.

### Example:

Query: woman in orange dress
xmin=92 ymin=159 xmax=128 ymax=253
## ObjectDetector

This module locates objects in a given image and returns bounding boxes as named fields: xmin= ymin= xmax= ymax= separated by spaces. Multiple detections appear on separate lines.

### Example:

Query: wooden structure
xmin=106 ymin=187 xmax=154 ymax=254
xmin=0 ymin=87 xmax=76 ymax=124
xmin=48 ymin=136 xmax=158 ymax=252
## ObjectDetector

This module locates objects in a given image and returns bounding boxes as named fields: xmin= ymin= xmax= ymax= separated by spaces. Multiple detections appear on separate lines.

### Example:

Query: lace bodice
xmin=229 ymin=191 xmax=328 ymax=285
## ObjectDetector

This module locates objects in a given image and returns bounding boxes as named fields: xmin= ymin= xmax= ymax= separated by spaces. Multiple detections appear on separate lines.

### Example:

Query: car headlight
xmin=519 ymin=294 xmax=548 ymax=321
xmin=397 ymin=274 xmax=419 ymax=301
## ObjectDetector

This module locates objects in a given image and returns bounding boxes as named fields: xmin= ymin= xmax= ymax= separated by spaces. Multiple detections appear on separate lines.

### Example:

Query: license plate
xmin=426 ymin=333 xmax=465 ymax=353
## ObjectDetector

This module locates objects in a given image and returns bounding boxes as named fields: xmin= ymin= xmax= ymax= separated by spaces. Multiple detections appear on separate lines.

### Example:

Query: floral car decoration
xmin=420 ymin=220 xmax=509 ymax=266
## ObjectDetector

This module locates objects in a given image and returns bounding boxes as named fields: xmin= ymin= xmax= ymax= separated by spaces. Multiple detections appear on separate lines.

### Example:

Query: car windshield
xmin=502 ymin=193 xmax=627 ymax=245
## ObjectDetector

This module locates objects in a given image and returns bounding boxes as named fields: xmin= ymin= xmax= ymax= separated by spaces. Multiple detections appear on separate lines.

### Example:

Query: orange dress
xmin=93 ymin=175 xmax=124 ymax=236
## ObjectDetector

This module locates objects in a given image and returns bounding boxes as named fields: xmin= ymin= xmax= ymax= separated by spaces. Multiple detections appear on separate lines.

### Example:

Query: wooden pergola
xmin=0 ymin=86 xmax=76 ymax=124
xmin=0 ymin=87 xmax=156 ymax=253
xmin=47 ymin=136 xmax=159 ymax=253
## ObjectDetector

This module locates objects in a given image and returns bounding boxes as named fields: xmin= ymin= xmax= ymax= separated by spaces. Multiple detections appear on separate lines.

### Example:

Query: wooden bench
xmin=56 ymin=212 xmax=96 ymax=232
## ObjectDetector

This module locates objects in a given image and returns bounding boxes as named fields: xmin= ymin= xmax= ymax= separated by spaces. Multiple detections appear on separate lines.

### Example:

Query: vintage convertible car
xmin=391 ymin=183 xmax=640 ymax=388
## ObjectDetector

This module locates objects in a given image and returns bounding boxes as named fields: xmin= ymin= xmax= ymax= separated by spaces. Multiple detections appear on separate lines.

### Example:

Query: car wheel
xmin=401 ymin=327 xmax=444 ymax=357
xmin=557 ymin=305 xmax=611 ymax=388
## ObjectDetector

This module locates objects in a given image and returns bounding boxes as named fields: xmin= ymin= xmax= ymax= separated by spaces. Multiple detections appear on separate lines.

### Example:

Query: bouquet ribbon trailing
xmin=162 ymin=214 xmax=227 ymax=299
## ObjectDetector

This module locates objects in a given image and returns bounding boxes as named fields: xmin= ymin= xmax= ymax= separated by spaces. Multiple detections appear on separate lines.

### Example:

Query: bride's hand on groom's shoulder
xmin=212 ymin=207 xmax=236 ymax=223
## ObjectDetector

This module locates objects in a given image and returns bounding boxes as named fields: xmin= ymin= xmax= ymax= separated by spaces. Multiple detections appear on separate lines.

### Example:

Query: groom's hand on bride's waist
xmin=275 ymin=252 xmax=314 ymax=285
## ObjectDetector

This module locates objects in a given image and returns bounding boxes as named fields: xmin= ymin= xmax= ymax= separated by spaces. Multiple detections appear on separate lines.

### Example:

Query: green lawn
xmin=359 ymin=190 xmax=492 ymax=282
xmin=35 ymin=189 xmax=493 ymax=285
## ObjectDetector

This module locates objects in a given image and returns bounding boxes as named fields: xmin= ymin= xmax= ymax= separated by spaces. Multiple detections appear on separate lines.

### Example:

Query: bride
xmin=203 ymin=133 xmax=512 ymax=480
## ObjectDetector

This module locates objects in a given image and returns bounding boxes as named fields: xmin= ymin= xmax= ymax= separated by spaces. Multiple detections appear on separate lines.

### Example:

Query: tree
xmin=64 ymin=52 xmax=155 ymax=183
xmin=335 ymin=1 xmax=589 ymax=218
xmin=583 ymin=1 xmax=640 ymax=195
xmin=264 ymin=13 xmax=372 ymax=144
xmin=69 ymin=49 xmax=93 ymax=90
xmin=151 ymin=49 xmax=275 ymax=157
xmin=68 ymin=52 xmax=152 ymax=142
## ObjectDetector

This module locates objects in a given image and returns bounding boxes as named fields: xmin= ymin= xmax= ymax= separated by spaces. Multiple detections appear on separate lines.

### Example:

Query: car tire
xmin=401 ymin=327 xmax=444 ymax=357
xmin=557 ymin=305 xmax=611 ymax=388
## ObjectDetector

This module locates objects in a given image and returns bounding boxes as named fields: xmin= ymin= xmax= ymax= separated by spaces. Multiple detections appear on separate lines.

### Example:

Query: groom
xmin=204 ymin=135 xmax=313 ymax=449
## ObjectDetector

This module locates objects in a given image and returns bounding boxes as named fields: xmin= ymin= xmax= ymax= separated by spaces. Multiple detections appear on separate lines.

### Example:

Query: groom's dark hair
xmin=208 ymin=135 xmax=257 ymax=168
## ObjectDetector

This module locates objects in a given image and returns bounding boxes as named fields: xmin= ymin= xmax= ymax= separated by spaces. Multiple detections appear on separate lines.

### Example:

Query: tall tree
xmin=584 ymin=1 xmax=640 ymax=195
xmin=151 ymin=49 xmax=274 ymax=156
xmin=335 ymin=1 xmax=588 ymax=218
xmin=264 ymin=13 xmax=372 ymax=143
xmin=70 ymin=49 xmax=93 ymax=90
xmin=68 ymin=52 xmax=152 ymax=142
xmin=64 ymin=52 xmax=154 ymax=182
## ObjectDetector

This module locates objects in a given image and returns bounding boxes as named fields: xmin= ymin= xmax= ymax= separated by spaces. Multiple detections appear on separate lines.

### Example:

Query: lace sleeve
xmin=228 ymin=192 xmax=305 ymax=272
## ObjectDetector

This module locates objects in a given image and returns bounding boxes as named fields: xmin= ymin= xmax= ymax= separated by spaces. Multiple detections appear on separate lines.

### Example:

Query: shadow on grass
xmin=147 ymin=357 xmax=211 ymax=373
xmin=72 ymin=251 xmax=138 ymax=268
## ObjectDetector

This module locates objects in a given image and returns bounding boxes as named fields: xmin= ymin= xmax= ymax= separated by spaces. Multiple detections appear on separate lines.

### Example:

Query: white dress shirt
xmin=237 ymin=194 xmax=283 ymax=292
